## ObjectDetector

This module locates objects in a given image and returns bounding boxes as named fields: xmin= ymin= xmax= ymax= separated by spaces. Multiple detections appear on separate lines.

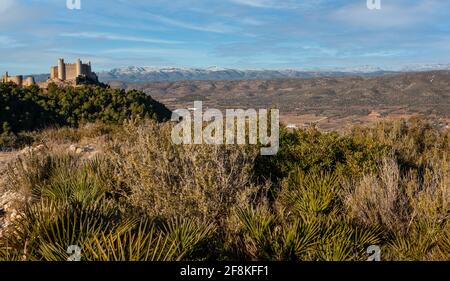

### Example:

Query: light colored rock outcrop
xmin=0 ymin=151 xmax=21 ymax=238
xmin=68 ymin=144 xmax=99 ymax=158
xmin=0 ymin=191 xmax=24 ymax=238
xmin=19 ymin=144 xmax=46 ymax=155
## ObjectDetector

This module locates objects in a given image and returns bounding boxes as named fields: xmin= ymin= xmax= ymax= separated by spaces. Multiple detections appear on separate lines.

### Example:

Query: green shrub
xmin=255 ymin=126 xmax=389 ymax=187
xmin=0 ymin=82 xmax=171 ymax=134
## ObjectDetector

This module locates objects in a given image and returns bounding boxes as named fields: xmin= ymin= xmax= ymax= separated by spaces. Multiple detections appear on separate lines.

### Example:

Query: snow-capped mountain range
xmin=96 ymin=66 xmax=392 ymax=83
xmin=31 ymin=63 xmax=450 ymax=83
xmin=97 ymin=64 xmax=450 ymax=83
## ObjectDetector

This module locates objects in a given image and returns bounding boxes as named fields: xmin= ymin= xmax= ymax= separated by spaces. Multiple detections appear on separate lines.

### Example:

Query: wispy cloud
xmin=0 ymin=0 xmax=38 ymax=27
xmin=148 ymin=13 xmax=236 ymax=33
xmin=0 ymin=35 xmax=24 ymax=48
xmin=228 ymin=0 xmax=325 ymax=10
xmin=1 ymin=0 xmax=450 ymax=73
xmin=59 ymin=32 xmax=182 ymax=44
xmin=229 ymin=0 xmax=274 ymax=8
xmin=101 ymin=47 xmax=201 ymax=57
xmin=0 ymin=0 xmax=15 ymax=13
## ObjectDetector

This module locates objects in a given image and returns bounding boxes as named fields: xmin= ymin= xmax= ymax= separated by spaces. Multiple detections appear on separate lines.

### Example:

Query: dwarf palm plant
xmin=0 ymin=199 xmax=126 ymax=261
xmin=83 ymin=220 xmax=179 ymax=261
xmin=162 ymin=218 xmax=216 ymax=260
xmin=281 ymin=170 xmax=341 ymax=215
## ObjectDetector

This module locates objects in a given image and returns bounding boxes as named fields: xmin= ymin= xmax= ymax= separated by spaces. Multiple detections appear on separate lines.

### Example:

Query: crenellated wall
xmin=49 ymin=58 xmax=97 ymax=83
xmin=2 ymin=72 xmax=35 ymax=87
xmin=65 ymin=63 xmax=78 ymax=80
xmin=2 ymin=57 xmax=97 ymax=89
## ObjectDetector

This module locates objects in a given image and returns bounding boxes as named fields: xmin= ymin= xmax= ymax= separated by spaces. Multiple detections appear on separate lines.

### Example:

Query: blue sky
xmin=1 ymin=0 xmax=450 ymax=74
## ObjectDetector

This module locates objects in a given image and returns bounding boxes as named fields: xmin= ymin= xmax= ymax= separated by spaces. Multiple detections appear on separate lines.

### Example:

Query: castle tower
xmin=50 ymin=67 xmax=58 ymax=79
xmin=58 ymin=58 xmax=66 ymax=80
xmin=25 ymin=76 xmax=35 ymax=86
xmin=12 ymin=75 xmax=23 ymax=87
xmin=2 ymin=72 xmax=9 ymax=83
xmin=76 ymin=58 xmax=82 ymax=76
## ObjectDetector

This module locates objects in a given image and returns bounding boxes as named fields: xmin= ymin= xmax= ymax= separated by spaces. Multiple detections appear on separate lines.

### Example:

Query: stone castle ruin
xmin=1 ymin=72 xmax=35 ymax=88
xmin=49 ymin=58 xmax=98 ymax=84
xmin=2 ymin=58 xmax=98 ymax=88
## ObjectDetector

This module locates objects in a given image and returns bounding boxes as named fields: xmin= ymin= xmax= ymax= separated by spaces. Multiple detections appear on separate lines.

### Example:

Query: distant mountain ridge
xmin=30 ymin=63 xmax=450 ymax=83
xmin=97 ymin=67 xmax=397 ymax=83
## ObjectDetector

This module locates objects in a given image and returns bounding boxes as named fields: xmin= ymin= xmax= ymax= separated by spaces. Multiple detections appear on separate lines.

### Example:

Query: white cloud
xmin=0 ymin=0 xmax=41 ymax=27
xmin=0 ymin=35 xmax=15 ymax=45
xmin=228 ymin=0 xmax=324 ymax=10
xmin=0 ymin=35 xmax=24 ymax=48
xmin=59 ymin=32 xmax=183 ymax=44
xmin=238 ymin=17 xmax=265 ymax=26
xmin=0 ymin=1 xmax=20 ymax=25
xmin=0 ymin=0 xmax=15 ymax=13
xmin=148 ymin=13 xmax=236 ymax=33
xmin=229 ymin=0 xmax=274 ymax=8
xmin=101 ymin=47 xmax=199 ymax=56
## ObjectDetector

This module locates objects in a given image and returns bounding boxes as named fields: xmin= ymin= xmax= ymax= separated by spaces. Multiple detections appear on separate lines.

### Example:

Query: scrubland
xmin=0 ymin=117 xmax=448 ymax=261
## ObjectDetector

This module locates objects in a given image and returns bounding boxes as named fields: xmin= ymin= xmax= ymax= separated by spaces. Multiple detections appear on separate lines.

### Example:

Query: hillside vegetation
xmin=0 ymin=82 xmax=171 ymax=150
xmin=0 ymin=83 xmax=171 ymax=151
xmin=0 ymin=97 xmax=448 ymax=261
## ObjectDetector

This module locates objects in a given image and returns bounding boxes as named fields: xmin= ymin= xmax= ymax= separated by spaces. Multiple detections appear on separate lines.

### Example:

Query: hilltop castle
xmin=49 ymin=58 xmax=98 ymax=84
xmin=2 ymin=58 xmax=99 ymax=88
xmin=1 ymin=72 xmax=35 ymax=88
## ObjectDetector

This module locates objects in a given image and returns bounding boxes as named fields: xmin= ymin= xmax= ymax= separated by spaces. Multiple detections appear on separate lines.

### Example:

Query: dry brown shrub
xmin=343 ymin=155 xmax=449 ymax=260
xmin=104 ymin=120 xmax=260 ymax=224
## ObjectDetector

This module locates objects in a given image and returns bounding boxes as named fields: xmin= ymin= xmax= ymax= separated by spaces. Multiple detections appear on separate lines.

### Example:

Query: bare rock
xmin=69 ymin=144 xmax=96 ymax=154
xmin=0 ymin=190 xmax=25 ymax=238
xmin=19 ymin=144 xmax=47 ymax=155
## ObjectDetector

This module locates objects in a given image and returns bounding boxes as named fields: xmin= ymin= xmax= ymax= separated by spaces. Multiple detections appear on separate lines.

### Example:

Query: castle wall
xmin=7 ymin=76 xmax=23 ymax=87
xmin=48 ymin=58 xmax=98 ymax=85
xmin=50 ymin=67 xmax=58 ymax=79
xmin=23 ymin=77 xmax=35 ymax=87
xmin=81 ymin=64 xmax=91 ymax=76
xmin=2 ymin=72 xmax=35 ymax=87
xmin=65 ymin=64 xmax=78 ymax=80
